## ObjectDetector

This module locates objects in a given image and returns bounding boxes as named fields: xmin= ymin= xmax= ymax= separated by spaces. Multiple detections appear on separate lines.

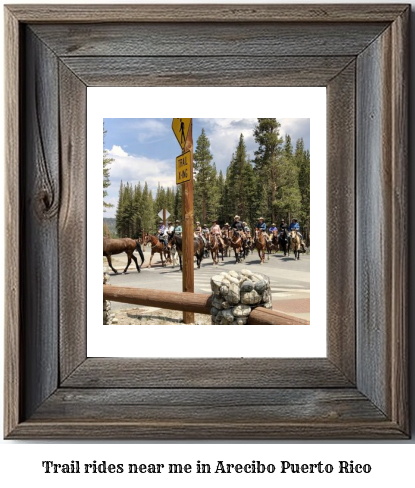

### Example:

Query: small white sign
xmin=158 ymin=210 xmax=171 ymax=219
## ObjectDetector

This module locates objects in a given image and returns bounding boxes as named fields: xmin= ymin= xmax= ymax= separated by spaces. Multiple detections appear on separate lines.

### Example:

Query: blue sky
xmin=104 ymin=118 xmax=310 ymax=218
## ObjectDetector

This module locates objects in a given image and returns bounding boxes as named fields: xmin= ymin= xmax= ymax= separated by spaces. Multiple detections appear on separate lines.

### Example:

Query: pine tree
xmin=242 ymin=157 xmax=257 ymax=229
xmin=216 ymin=170 xmax=226 ymax=224
xmin=193 ymin=129 xmax=218 ymax=224
xmin=296 ymin=138 xmax=310 ymax=238
xmin=253 ymin=118 xmax=284 ymax=223
xmin=141 ymin=183 xmax=155 ymax=234
xmin=174 ymin=185 xmax=182 ymax=223
xmin=117 ymin=182 xmax=135 ymax=237
xmin=225 ymin=135 xmax=258 ymax=227
xmin=133 ymin=183 xmax=142 ymax=238
xmin=165 ymin=187 xmax=175 ymax=222
xmin=103 ymin=125 xmax=114 ymax=211
xmin=277 ymin=134 xmax=302 ymax=222
xmin=115 ymin=181 xmax=125 ymax=236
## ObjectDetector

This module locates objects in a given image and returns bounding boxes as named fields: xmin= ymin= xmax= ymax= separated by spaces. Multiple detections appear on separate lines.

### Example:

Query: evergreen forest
xmin=104 ymin=118 xmax=310 ymax=240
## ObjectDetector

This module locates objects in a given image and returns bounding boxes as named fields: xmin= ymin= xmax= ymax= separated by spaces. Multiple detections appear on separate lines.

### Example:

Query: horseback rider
xmin=158 ymin=221 xmax=168 ymax=248
xmin=279 ymin=218 xmax=288 ymax=232
xmin=279 ymin=218 xmax=289 ymax=238
xmin=232 ymin=215 xmax=244 ymax=233
xmin=194 ymin=221 xmax=202 ymax=236
xmin=195 ymin=221 xmax=207 ymax=247
xmin=255 ymin=217 xmax=269 ymax=240
xmin=242 ymin=221 xmax=251 ymax=234
xmin=202 ymin=223 xmax=209 ymax=236
xmin=210 ymin=220 xmax=222 ymax=246
xmin=167 ymin=221 xmax=175 ymax=238
xmin=289 ymin=218 xmax=306 ymax=252
xmin=202 ymin=223 xmax=210 ymax=256
xmin=269 ymin=222 xmax=278 ymax=235
xmin=174 ymin=219 xmax=182 ymax=236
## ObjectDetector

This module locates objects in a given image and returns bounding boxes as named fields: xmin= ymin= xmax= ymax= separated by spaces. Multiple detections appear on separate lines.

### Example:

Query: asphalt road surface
xmin=105 ymin=247 xmax=310 ymax=320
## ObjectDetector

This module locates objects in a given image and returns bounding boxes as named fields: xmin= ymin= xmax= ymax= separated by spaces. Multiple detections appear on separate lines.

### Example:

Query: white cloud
xmin=104 ymin=147 xmax=176 ymax=217
xmin=195 ymin=118 xmax=309 ymax=172
xmin=108 ymin=145 xmax=128 ymax=157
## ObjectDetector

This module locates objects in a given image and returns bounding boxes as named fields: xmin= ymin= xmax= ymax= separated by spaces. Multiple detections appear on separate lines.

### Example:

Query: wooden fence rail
xmin=103 ymin=285 xmax=310 ymax=326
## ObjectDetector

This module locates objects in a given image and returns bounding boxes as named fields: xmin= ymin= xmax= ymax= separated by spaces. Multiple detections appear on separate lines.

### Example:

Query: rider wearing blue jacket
xmin=289 ymin=219 xmax=306 ymax=252
xmin=255 ymin=217 xmax=267 ymax=232
xmin=255 ymin=217 xmax=270 ymax=241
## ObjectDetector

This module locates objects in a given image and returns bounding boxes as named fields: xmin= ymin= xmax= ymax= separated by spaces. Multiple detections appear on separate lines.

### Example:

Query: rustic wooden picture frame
xmin=4 ymin=4 xmax=409 ymax=439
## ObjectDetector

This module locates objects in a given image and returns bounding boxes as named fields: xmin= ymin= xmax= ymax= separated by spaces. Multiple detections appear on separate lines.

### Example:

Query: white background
xmin=88 ymin=87 xmax=326 ymax=357
xmin=1 ymin=0 xmax=415 ymax=486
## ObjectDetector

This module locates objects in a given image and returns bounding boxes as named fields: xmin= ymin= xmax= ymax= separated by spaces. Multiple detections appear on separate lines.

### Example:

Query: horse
xmin=271 ymin=230 xmax=280 ymax=253
xmin=265 ymin=234 xmax=275 ymax=254
xmin=103 ymin=237 xmax=144 ymax=274
xmin=278 ymin=228 xmax=290 ymax=256
xmin=143 ymin=234 xmax=170 ymax=268
xmin=254 ymin=229 xmax=269 ymax=264
xmin=229 ymin=229 xmax=245 ymax=264
xmin=290 ymin=229 xmax=301 ymax=260
xmin=221 ymin=229 xmax=231 ymax=257
xmin=209 ymin=233 xmax=225 ymax=265
xmin=167 ymin=232 xmax=205 ymax=270
xmin=169 ymin=243 xmax=179 ymax=268
xmin=243 ymin=231 xmax=253 ymax=256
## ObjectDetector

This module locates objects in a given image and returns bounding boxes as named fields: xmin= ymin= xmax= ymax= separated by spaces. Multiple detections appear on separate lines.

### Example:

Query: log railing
xmin=103 ymin=285 xmax=310 ymax=326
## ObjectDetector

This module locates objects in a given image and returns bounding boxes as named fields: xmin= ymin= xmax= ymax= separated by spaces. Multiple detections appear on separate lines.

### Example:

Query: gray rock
xmin=211 ymin=274 xmax=224 ymax=294
xmin=262 ymin=301 xmax=273 ymax=309
xmin=241 ymin=289 xmax=262 ymax=305
xmin=212 ymin=296 xmax=225 ymax=309
xmin=262 ymin=289 xmax=272 ymax=303
xmin=241 ymin=269 xmax=253 ymax=277
xmin=229 ymin=270 xmax=239 ymax=278
xmin=220 ymin=285 xmax=229 ymax=296
xmin=221 ymin=308 xmax=235 ymax=324
xmin=232 ymin=304 xmax=251 ymax=317
xmin=236 ymin=317 xmax=248 ymax=325
xmin=227 ymin=282 xmax=241 ymax=304
xmin=221 ymin=273 xmax=232 ymax=281
xmin=254 ymin=279 xmax=268 ymax=294
xmin=251 ymin=273 xmax=264 ymax=282
xmin=210 ymin=306 xmax=219 ymax=316
xmin=240 ymin=279 xmax=254 ymax=292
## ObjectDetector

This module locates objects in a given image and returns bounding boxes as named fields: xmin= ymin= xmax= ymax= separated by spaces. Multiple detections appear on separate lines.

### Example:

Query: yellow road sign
xmin=176 ymin=151 xmax=191 ymax=184
xmin=172 ymin=118 xmax=191 ymax=150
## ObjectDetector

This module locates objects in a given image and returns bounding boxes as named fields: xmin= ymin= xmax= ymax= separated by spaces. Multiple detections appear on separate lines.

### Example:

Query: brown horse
xmin=268 ymin=230 xmax=280 ymax=253
xmin=144 ymin=234 xmax=170 ymax=268
xmin=290 ymin=229 xmax=301 ymax=260
xmin=209 ymin=233 xmax=225 ymax=265
xmin=103 ymin=237 xmax=144 ymax=274
xmin=167 ymin=232 xmax=205 ymax=270
xmin=254 ymin=229 xmax=269 ymax=264
xmin=221 ymin=229 xmax=231 ymax=257
xmin=229 ymin=230 xmax=245 ymax=264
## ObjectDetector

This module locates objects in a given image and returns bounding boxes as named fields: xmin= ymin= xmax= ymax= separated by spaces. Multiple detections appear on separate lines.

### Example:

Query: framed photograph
xmin=93 ymin=93 xmax=323 ymax=358
xmin=5 ymin=4 xmax=409 ymax=439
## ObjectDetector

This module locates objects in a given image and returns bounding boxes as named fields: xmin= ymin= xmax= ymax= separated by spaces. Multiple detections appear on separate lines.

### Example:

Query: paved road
xmin=105 ymin=247 xmax=310 ymax=320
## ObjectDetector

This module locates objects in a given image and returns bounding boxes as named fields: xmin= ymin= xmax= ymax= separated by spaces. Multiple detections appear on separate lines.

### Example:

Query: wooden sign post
xmin=172 ymin=118 xmax=194 ymax=324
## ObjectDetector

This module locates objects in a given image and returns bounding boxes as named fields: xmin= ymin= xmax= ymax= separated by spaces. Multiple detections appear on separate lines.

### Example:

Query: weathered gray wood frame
xmin=4 ymin=4 xmax=409 ymax=439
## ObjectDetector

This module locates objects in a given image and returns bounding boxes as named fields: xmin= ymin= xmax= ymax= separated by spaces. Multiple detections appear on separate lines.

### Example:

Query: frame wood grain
xmin=4 ymin=4 xmax=409 ymax=439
